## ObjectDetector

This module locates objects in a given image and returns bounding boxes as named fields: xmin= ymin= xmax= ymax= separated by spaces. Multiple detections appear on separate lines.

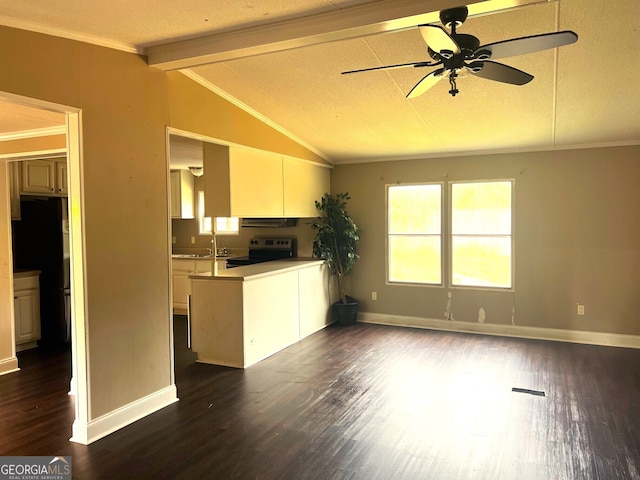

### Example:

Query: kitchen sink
xmin=172 ymin=254 xmax=213 ymax=259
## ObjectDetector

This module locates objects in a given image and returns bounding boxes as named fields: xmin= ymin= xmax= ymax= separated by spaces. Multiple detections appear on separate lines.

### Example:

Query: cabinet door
xmin=170 ymin=171 xmax=181 ymax=218
xmin=283 ymin=158 xmax=330 ymax=218
xmin=171 ymin=260 xmax=195 ymax=314
xmin=172 ymin=274 xmax=191 ymax=314
xmin=170 ymin=170 xmax=194 ymax=219
xmin=21 ymin=159 xmax=56 ymax=194
xmin=229 ymin=148 xmax=283 ymax=217
xmin=55 ymin=159 xmax=68 ymax=195
xmin=9 ymin=162 xmax=21 ymax=220
xmin=14 ymin=289 xmax=41 ymax=344
xmin=194 ymin=261 xmax=213 ymax=274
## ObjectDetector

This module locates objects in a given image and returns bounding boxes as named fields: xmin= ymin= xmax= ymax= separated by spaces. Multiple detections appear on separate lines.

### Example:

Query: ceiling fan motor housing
xmin=439 ymin=6 xmax=468 ymax=29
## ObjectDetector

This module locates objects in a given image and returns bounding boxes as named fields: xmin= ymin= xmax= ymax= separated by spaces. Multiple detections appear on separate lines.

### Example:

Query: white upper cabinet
xmin=204 ymin=142 xmax=330 ymax=218
xmin=170 ymin=170 xmax=195 ymax=219
xmin=204 ymin=143 xmax=283 ymax=218
xmin=229 ymin=148 xmax=284 ymax=217
xmin=283 ymin=158 xmax=330 ymax=218
xmin=20 ymin=157 xmax=68 ymax=196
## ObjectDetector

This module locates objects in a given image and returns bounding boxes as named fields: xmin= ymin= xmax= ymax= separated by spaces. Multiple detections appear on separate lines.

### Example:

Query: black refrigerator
xmin=12 ymin=196 xmax=71 ymax=350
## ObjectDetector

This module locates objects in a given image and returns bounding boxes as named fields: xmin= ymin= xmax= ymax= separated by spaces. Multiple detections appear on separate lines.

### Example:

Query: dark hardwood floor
xmin=1 ymin=317 xmax=639 ymax=479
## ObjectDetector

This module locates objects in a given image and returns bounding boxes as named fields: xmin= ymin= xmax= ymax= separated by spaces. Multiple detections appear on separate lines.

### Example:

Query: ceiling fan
xmin=341 ymin=6 xmax=578 ymax=98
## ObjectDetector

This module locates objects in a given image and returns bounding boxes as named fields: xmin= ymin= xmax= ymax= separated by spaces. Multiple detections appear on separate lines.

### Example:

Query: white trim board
xmin=359 ymin=312 xmax=640 ymax=350
xmin=70 ymin=385 xmax=178 ymax=445
xmin=0 ymin=356 xmax=19 ymax=376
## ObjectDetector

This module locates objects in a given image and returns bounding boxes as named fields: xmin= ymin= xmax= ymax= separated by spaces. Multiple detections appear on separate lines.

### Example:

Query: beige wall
xmin=331 ymin=145 xmax=640 ymax=336
xmin=167 ymin=72 xmax=329 ymax=166
xmin=0 ymin=23 xmax=327 ymax=427
xmin=0 ymin=135 xmax=66 ymax=156
xmin=0 ymin=26 xmax=172 ymax=417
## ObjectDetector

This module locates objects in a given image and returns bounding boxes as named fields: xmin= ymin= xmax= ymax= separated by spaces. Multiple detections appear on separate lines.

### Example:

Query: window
xmin=214 ymin=217 xmax=239 ymax=235
xmin=197 ymin=191 xmax=212 ymax=235
xmin=451 ymin=181 xmax=512 ymax=288
xmin=388 ymin=184 xmax=442 ymax=285
xmin=197 ymin=191 xmax=239 ymax=236
xmin=387 ymin=180 xmax=513 ymax=289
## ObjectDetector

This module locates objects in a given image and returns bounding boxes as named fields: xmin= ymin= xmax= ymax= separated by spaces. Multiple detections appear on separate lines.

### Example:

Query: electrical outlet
xmin=172 ymin=236 xmax=176 ymax=244
xmin=577 ymin=304 xmax=585 ymax=316
xmin=190 ymin=236 xmax=196 ymax=244
xmin=372 ymin=291 xmax=377 ymax=301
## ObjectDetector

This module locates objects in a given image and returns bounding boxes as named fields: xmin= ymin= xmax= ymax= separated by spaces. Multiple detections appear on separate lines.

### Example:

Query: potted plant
xmin=311 ymin=192 xmax=360 ymax=325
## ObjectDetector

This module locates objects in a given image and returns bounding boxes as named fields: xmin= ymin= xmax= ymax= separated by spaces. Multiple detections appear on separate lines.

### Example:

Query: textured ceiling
xmin=0 ymin=0 xmax=638 ymax=164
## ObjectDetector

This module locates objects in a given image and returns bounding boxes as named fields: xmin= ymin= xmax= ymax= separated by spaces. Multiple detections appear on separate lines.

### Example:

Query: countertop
xmin=13 ymin=269 xmax=41 ymax=278
xmin=189 ymin=258 xmax=324 ymax=282
xmin=172 ymin=254 xmax=238 ymax=260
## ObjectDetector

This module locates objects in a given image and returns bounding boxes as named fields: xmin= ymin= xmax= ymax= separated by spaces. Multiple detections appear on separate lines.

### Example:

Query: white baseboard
xmin=70 ymin=384 xmax=178 ymax=445
xmin=0 ymin=356 xmax=20 ymax=376
xmin=359 ymin=312 xmax=640 ymax=349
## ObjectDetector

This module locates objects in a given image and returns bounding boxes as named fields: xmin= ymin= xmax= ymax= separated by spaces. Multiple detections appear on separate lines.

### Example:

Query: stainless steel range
xmin=226 ymin=237 xmax=296 ymax=269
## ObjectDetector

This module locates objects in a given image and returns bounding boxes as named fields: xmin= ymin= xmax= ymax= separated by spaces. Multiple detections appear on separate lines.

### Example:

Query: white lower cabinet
xmin=191 ymin=262 xmax=333 ymax=368
xmin=172 ymin=259 xmax=212 ymax=314
xmin=14 ymin=273 xmax=41 ymax=351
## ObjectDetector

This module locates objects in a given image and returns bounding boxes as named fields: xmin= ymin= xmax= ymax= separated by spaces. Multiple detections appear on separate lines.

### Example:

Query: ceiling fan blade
xmin=469 ymin=61 xmax=533 ymax=85
xmin=419 ymin=25 xmax=460 ymax=56
xmin=477 ymin=31 xmax=578 ymax=60
xmin=341 ymin=61 xmax=435 ymax=75
xmin=406 ymin=69 xmax=445 ymax=99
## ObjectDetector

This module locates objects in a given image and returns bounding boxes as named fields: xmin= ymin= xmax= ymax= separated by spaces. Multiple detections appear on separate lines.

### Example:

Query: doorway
xmin=0 ymin=93 xmax=88 ymax=443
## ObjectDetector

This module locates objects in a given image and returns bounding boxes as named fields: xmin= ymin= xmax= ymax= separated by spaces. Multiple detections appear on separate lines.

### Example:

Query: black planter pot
xmin=332 ymin=296 xmax=359 ymax=325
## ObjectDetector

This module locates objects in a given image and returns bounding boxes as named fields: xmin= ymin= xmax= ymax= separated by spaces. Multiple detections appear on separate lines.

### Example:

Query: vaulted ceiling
xmin=1 ymin=0 xmax=638 ymax=164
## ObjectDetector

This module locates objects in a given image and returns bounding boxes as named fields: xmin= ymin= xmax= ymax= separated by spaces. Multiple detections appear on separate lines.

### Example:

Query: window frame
xmin=385 ymin=179 xmax=515 ymax=291
xmin=447 ymin=179 xmax=515 ymax=292
xmin=386 ymin=182 xmax=445 ymax=287
xmin=197 ymin=190 xmax=239 ymax=236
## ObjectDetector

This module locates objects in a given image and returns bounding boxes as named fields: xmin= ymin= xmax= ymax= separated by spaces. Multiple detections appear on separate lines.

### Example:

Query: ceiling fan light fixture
xmin=188 ymin=166 xmax=204 ymax=177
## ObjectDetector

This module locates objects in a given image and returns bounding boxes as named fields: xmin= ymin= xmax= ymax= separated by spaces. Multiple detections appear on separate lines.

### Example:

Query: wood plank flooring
xmin=1 ymin=317 xmax=639 ymax=479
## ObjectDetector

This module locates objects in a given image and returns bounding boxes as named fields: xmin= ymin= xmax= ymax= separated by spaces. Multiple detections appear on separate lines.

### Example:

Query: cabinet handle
xmin=51 ymin=187 xmax=55 ymax=192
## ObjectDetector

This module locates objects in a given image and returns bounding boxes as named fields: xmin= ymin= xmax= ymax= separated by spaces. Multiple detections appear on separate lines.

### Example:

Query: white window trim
xmin=447 ymin=179 xmax=515 ymax=292
xmin=385 ymin=182 xmax=445 ymax=288
xmin=385 ymin=180 xmax=515 ymax=291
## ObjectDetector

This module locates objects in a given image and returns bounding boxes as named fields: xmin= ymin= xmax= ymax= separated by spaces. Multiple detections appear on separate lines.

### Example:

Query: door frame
xmin=0 ymin=91 xmax=88 ymax=442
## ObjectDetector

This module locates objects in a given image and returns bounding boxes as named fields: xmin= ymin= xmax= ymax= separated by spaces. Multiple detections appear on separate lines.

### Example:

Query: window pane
xmin=214 ymin=217 xmax=239 ymax=235
xmin=389 ymin=184 xmax=441 ymax=234
xmin=197 ymin=191 xmax=212 ymax=235
xmin=451 ymin=236 xmax=511 ymax=288
xmin=452 ymin=181 xmax=511 ymax=235
xmin=389 ymin=235 xmax=441 ymax=284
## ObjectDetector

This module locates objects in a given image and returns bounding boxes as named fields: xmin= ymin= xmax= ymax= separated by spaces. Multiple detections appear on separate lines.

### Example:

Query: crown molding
xmin=180 ymin=70 xmax=331 ymax=164
xmin=331 ymin=140 xmax=640 ymax=165
xmin=0 ymin=16 xmax=140 ymax=54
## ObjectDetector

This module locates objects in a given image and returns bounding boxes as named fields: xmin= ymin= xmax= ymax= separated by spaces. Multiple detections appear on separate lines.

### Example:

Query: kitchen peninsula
xmin=189 ymin=259 xmax=334 ymax=368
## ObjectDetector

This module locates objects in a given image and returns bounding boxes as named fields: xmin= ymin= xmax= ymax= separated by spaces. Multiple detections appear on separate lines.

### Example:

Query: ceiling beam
xmin=147 ymin=0 xmax=551 ymax=70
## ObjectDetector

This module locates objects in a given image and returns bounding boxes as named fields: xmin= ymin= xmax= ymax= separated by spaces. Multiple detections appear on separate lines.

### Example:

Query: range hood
xmin=241 ymin=218 xmax=298 ymax=228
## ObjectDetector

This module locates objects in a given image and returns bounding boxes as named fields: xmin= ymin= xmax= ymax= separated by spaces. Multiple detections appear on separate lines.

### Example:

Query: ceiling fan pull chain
xmin=448 ymin=72 xmax=459 ymax=97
